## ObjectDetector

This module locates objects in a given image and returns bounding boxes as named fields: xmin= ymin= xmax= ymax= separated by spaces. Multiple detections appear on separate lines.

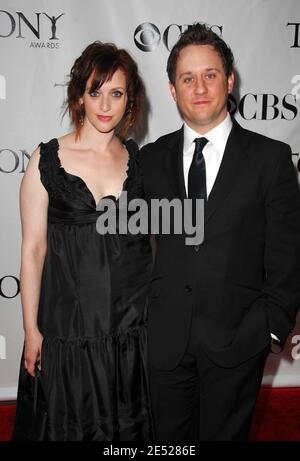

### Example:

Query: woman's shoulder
xmin=39 ymin=132 xmax=74 ymax=151
xmin=55 ymin=132 xmax=75 ymax=148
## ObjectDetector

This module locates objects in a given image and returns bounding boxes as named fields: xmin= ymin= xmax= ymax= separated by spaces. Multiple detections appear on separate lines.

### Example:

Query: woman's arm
xmin=19 ymin=147 xmax=48 ymax=377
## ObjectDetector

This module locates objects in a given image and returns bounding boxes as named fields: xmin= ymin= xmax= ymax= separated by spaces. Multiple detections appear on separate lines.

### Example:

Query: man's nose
xmin=194 ymin=77 xmax=207 ymax=94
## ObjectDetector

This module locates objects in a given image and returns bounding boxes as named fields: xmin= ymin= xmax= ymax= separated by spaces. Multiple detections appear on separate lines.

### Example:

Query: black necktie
xmin=188 ymin=137 xmax=209 ymax=201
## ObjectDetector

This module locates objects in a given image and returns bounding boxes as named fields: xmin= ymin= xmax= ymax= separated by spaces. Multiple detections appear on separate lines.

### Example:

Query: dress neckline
xmin=52 ymin=137 xmax=131 ymax=207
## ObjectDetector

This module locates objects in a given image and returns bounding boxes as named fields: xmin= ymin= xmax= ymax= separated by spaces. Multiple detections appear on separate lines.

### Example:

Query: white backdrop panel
xmin=0 ymin=0 xmax=300 ymax=399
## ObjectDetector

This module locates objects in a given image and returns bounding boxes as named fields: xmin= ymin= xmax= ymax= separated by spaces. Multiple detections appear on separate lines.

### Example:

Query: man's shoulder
xmin=236 ymin=121 xmax=290 ymax=151
xmin=140 ymin=128 xmax=182 ymax=155
xmin=234 ymin=120 xmax=291 ymax=163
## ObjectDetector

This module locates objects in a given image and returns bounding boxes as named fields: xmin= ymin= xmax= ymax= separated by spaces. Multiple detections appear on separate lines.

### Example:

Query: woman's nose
xmin=99 ymin=95 xmax=111 ymax=112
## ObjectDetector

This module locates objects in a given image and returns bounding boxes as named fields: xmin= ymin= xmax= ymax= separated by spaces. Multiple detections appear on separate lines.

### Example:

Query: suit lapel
xmin=205 ymin=119 xmax=251 ymax=224
xmin=163 ymin=126 xmax=187 ymax=200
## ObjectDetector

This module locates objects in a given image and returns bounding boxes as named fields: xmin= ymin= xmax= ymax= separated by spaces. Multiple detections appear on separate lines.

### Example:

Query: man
xmin=140 ymin=23 xmax=300 ymax=441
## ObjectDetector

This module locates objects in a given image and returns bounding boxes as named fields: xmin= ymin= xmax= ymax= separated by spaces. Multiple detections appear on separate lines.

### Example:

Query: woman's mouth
xmin=97 ymin=115 xmax=112 ymax=122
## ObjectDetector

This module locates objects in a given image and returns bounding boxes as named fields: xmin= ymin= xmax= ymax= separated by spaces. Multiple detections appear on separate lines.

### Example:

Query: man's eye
xmin=206 ymin=73 xmax=216 ymax=79
xmin=183 ymin=77 xmax=193 ymax=83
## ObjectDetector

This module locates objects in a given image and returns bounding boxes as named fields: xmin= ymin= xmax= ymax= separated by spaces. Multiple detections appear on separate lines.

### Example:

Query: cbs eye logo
xmin=134 ymin=23 xmax=161 ymax=51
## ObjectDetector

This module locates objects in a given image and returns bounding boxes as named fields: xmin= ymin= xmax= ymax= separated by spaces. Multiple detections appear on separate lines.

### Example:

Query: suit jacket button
xmin=194 ymin=245 xmax=200 ymax=252
xmin=185 ymin=285 xmax=192 ymax=293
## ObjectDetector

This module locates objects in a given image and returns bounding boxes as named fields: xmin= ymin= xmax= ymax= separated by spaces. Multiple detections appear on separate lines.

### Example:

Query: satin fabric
xmin=13 ymin=138 xmax=153 ymax=441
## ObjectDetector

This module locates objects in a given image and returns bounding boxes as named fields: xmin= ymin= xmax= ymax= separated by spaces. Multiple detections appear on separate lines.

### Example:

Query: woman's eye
xmin=112 ymin=90 xmax=123 ymax=97
xmin=89 ymin=90 xmax=99 ymax=97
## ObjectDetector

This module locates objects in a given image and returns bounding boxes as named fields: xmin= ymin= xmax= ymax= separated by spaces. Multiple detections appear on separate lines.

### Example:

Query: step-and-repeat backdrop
xmin=1 ymin=0 xmax=300 ymax=399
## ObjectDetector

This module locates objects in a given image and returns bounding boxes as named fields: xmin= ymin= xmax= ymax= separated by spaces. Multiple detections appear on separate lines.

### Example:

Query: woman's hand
xmin=24 ymin=329 xmax=44 ymax=377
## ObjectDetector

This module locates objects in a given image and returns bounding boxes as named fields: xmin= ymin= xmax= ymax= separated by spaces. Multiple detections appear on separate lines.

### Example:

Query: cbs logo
xmin=134 ymin=23 xmax=161 ymax=52
xmin=134 ymin=22 xmax=222 ymax=52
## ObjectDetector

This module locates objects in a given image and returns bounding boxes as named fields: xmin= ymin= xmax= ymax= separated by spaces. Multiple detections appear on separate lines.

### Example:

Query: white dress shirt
xmin=183 ymin=113 xmax=279 ymax=343
xmin=183 ymin=112 xmax=232 ymax=197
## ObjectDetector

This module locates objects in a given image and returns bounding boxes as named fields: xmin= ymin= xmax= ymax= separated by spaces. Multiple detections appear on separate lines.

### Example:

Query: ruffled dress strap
xmin=124 ymin=138 xmax=144 ymax=199
xmin=38 ymin=138 xmax=61 ymax=194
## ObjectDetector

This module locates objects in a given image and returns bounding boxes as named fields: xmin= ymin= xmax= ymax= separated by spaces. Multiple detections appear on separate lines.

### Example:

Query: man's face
xmin=169 ymin=44 xmax=234 ymax=133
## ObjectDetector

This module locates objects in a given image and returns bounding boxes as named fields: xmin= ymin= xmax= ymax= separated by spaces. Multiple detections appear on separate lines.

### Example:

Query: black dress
xmin=13 ymin=138 xmax=153 ymax=441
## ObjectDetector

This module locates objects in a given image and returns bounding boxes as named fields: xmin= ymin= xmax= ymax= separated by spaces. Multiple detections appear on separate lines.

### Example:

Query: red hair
xmin=66 ymin=41 xmax=145 ymax=139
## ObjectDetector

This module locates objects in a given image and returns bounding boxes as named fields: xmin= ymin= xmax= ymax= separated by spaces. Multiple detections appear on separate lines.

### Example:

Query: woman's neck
xmin=75 ymin=124 xmax=119 ymax=153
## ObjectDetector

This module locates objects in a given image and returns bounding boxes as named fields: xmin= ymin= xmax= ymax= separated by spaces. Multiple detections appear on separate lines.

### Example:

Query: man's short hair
xmin=167 ymin=23 xmax=234 ymax=84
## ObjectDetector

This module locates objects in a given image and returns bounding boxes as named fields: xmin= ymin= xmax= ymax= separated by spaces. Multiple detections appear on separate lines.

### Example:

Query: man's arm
xmin=263 ymin=143 xmax=300 ymax=345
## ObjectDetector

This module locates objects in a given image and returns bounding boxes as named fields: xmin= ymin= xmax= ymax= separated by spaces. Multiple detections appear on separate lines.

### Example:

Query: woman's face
xmin=80 ymin=67 xmax=128 ymax=134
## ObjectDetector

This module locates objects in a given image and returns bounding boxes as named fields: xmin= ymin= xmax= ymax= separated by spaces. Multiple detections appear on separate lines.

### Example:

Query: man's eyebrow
xmin=204 ymin=67 xmax=221 ymax=72
xmin=178 ymin=71 xmax=193 ymax=79
xmin=178 ymin=68 xmax=221 ymax=79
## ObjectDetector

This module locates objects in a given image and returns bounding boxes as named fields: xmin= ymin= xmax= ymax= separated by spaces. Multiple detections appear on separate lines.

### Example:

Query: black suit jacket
xmin=140 ymin=119 xmax=300 ymax=369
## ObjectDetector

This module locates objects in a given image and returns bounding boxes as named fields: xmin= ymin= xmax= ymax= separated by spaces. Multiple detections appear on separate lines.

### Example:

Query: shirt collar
xmin=183 ymin=113 xmax=233 ymax=156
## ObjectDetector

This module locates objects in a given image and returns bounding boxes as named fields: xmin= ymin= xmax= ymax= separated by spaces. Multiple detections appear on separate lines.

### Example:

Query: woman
xmin=12 ymin=42 xmax=153 ymax=441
